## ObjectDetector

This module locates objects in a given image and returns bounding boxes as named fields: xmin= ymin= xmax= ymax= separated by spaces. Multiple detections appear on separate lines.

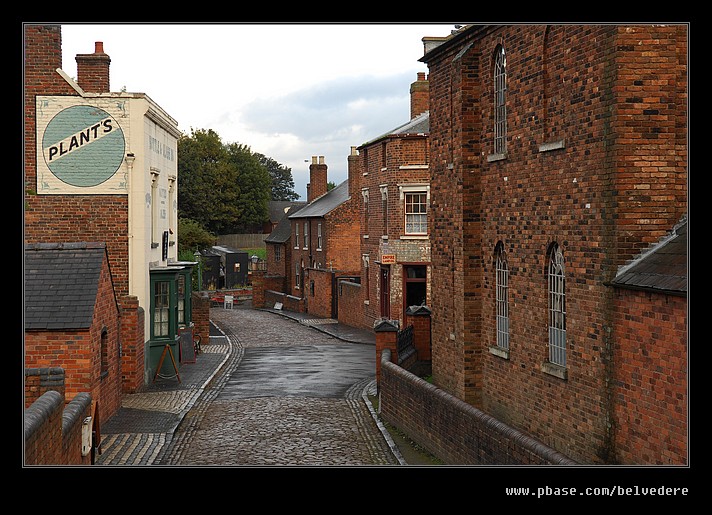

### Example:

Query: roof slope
xmin=612 ymin=219 xmax=687 ymax=295
xmin=288 ymin=180 xmax=349 ymax=219
xmin=265 ymin=204 xmax=304 ymax=243
xmin=25 ymin=242 xmax=108 ymax=330
xmin=359 ymin=110 xmax=429 ymax=148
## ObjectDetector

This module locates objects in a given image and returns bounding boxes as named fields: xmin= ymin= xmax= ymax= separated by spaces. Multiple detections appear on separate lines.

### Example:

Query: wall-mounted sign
xmin=42 ymin=105 xmax=125 ymax=187
xmin=381 ymin=254 xmax=396 ymax=264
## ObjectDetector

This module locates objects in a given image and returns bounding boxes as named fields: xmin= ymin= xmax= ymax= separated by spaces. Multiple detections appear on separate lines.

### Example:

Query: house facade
xmin=288 ymin=157 xmax=360 ymax=318
xmin=421 ymin=24 xmax=687 ymax=464
xmin=24 ymin=24 xmax=193 ymax=391
xmin=357 ymin=72 xmax=432 ymax=329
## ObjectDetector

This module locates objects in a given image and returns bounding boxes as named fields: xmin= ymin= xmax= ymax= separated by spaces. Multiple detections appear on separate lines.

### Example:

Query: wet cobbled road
xmin=158 ymin=306 xmax=397 ymax=466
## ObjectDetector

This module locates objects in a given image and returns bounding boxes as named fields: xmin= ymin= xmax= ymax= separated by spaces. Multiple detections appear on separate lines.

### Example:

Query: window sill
xmin=486 ymin=152 xmax=507 ymax=163
xmin=489 ymin=346 xmax=509 ymax=360
xmin=538 ymin=139 xmax=565 ymax=152
xmin=541 ymin=361 xmax=567 ymax=380
xmin=400 ymin=235 xmax=428 ymax=240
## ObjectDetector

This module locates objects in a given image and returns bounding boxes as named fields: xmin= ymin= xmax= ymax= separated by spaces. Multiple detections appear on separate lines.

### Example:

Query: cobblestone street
xmin=151 ymin=306 xmax=397 ymax=466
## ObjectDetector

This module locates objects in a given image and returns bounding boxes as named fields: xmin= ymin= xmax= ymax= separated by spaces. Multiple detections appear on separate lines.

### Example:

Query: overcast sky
xmin=60 ymin=23 xmax=457 ymax=200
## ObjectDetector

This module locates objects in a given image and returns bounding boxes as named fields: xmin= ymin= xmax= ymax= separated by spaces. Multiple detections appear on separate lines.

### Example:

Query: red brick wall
xmin=425 ymin=24 xmax=687 ymax=464
xmin=305 ymin=268 xmax=334 ymax=319
xmin=119 ymin=296 xmax=144 ymax=393
xmin=337 ymin=280 xmax=370 ymax=330
xmin=612 ymin=290 xmax=687 ymax=465
xmin=24 ymin=390 xmax=93 ymax=465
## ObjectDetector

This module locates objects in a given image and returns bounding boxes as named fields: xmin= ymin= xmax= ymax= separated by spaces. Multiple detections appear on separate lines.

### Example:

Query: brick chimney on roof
xmin=76 ymin=41 xmax=111 ymax=93
xmin=308 ymin=156 xmax=328 ymax=203
xmin=410 ymin=72 xmax=429 ymax=119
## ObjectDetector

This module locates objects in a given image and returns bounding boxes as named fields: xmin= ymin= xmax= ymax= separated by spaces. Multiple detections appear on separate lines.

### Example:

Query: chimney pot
xmin=318 ymin=156 xmax=325 ymax=165
xmin=312 ymin=156 xmax=318 ymax=164
xmin=95 ymin=41 xmax=104 ymax=54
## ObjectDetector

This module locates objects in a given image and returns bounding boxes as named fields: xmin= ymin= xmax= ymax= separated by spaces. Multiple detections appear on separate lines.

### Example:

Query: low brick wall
xmin=24 ymin=389 xmax=93 ymax=465
xmin=379 ymin=349 xmax=577 ymax=465
xmin=264 ymin=290 xmax=304 ymax=313
xmin=337 ymin=281 xmax=372 ymax=330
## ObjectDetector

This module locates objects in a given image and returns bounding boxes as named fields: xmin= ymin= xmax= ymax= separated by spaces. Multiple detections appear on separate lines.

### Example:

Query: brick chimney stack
xmin=347 ymin=146 xmax=360 ymax=199
xmin=76 ymin=41 xmax=111 ymax=93
xmin=410 ymin=72 xmax=429 ymax=119
xmin=308 ymin=156 xmax=328 ymax=202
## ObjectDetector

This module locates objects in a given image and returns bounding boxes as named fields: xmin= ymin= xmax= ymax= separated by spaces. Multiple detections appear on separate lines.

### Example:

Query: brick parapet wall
xmin=119 ymin=295 xmax=145 ymax=394
xmin=379 ymin=350 xmax=577 ymax=465
xmin=24 ymin=390 xmax=92 ymax=465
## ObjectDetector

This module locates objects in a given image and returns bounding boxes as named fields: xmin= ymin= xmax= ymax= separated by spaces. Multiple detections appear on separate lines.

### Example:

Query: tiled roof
xmin=24 ymin=242 xmax=108 ymax=330
xmin=268 ymin=201 xmax=306 ymax=223
xmin=612 ymin=219 xmax=687 ymax=295
xmin=288 ymin=180 xmax=349 ymax=219
xmin=359 ymin=110 xmax=429 ymax=148
xmin=265 ymin=204 xmax=304 ymax=243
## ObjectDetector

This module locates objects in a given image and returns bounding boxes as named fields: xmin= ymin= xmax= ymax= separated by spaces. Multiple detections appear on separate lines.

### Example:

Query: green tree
xmin=226 ymin=143 xmax=271 ymax=232
xmin=177 ymin=217 xmax=216 ymax=255
xmin=256 ymin=153 xmax=300 ymax=201
xmin=178 ymin=129 xmax=241 ymax=234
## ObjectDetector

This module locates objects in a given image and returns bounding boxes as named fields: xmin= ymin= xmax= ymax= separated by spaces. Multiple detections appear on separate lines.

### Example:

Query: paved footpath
xmin=97 ymin=306 xmax=400 ymax=467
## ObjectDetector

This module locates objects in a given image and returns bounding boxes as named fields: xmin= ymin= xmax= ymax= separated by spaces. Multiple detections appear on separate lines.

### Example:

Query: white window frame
xmin=294 ymin=223 xmax=299 ymax=249
xmin=303 ymin=221 xmax=309 ymax=250
xmin=317 ymin=223 xmax=323 ymax=251
xmin=548 ymin=244 xmax=566 ymax=367
xmin=496 ymin=244 xmax=509 ymax=350
xmin=494 ymin=44 xmax=507 ymax=156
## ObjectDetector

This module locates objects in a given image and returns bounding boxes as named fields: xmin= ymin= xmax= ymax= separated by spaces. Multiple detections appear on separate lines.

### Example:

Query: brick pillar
xmin=405 ymin=305 xmax=432 ymax=361
xmin=191 ymin=291 xmax=210 ymax=346
xmin=252 ymin=270 xmax=266 ymax=308
xmin=374 ymin=319 xmax=400 ymax=388
xmin=120 ymin=295 xmax=145 ymax=394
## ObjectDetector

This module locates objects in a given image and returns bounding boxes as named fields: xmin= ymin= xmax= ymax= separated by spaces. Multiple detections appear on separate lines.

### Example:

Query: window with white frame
xmin=494 ymin=44 xmax=507 ymax=155
xmin=495 ymin=242 xmax=509 ymax=350
xmin=295 ymin=262 xmax=301 ymax=288
xmin=294 ymin=223 xmax=299 ymax=249
xmin=548 ymin=243 xmax=566 ymax=367
xmin=303 ymin=222 xmax=309 ymax=249
xmin=317 ymin=223 xmax=322 ymax=250
xmin=404 ymin=192 xmax=428 ymax=235
xmin=380 ymin=185 xmax=388 ymax=236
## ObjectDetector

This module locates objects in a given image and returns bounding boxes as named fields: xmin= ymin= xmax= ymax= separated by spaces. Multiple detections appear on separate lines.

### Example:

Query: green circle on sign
xmin=43 ymin=105 xmax=126 ymax=187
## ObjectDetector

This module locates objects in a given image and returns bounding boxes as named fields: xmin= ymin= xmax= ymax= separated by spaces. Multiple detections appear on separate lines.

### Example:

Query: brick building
xmin=356 ymin=72 xmax=431 ymax=329
xmin=287 ymin=157 xmax=360 ymax=317
xmin=24 ymin=25 xmax=195 ymax=397
xmin=263 ymin=203 xmax=304 ymax=290
xmin=420 ymin=24 xmax=687 ymax=464
xmin=24 ymin=243 xmax=122 ymax=425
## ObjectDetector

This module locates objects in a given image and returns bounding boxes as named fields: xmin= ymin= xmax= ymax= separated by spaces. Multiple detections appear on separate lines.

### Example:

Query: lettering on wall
xmin=41 ymin=105 xmax=125 ymax=188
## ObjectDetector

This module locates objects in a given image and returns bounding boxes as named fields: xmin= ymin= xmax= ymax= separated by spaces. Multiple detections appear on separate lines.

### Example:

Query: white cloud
xmin=60 ymin=23 xmax=456 ymax=198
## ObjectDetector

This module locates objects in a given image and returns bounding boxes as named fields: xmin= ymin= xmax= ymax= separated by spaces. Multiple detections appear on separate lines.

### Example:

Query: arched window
xmin=493 ymin=45 xmax=507 ymax=155
xmin=495 ymin=242 xmax=509 ymax=350
xmin=547 ymin=243 xmax=566 ymax=367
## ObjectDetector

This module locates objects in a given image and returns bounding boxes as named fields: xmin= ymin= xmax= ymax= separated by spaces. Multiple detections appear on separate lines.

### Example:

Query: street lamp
xmin=194 ymin=249 xmax=202 ymax=290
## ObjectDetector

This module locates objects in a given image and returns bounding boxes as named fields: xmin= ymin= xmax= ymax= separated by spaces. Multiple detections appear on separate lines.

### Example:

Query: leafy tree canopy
xmin=255 ymin=153 xmax=300 ymax=201
xmin=177 ymin=128 xmax=291 ymax=235
xmin=177 ymin=217 xmax=216 ymax=255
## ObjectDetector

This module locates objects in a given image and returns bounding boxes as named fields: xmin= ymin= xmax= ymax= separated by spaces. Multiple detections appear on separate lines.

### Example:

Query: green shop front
xmin=148 ymin=262 xmax=196 ymax=381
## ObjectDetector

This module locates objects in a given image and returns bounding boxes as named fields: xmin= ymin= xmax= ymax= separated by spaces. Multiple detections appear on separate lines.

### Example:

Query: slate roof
xmin=359 ymin=110 xmax=429 ymax=148
xmin=288 ymin=180 xmax=350 ymax=219
xmin=24 ymin=242 xmax=110 ymax=330
xmin=265 ymin=204 xmax=304 ymax=243
xmin=611 ymin=219 xmax=688 ymax=296
xmin=268 ymin=201 xmax=306 ymax=223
